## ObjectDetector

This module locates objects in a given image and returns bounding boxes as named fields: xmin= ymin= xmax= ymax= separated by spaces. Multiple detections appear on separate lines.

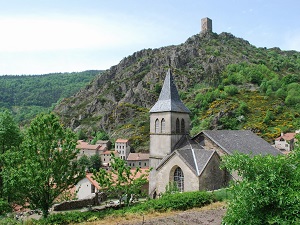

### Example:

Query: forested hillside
xmin=0 ymin=70 xmax=101 ymax=124
xmin=53 ymin=31 xmax=300 ymax=151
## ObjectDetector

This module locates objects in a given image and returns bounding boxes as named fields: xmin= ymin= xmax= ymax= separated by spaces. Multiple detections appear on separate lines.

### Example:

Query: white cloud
xmin=0 ymin=14 xmax=154 ymax=53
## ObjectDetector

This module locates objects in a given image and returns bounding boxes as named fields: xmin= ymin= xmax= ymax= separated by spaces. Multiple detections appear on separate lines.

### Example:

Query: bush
xmin=131 ymin=191 xmax=214 ymax=212
xmin=0 ymin=199 xmax=11 ymax=215
xmin=224 ymin=85 xmax=238 ymax=96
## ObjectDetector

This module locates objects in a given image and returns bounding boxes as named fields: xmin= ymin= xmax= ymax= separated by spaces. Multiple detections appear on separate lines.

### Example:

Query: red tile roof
xmin=116 ymin=139 xmax=129 ymax=143
xmin=76 ymin=140 xmax=101 ymax=150
xmin=275 ymin=133 xmax=296 ymax=141
xmin=85 ymin=168 xmax=149 ymax=190
xmin=127 ymin=153 xmax=149 ymax=161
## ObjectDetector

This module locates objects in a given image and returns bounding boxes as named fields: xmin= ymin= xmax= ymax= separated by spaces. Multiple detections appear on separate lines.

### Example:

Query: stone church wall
xmin=199 ymin=153 xmax=227 ymax=190
xmin=156 ymin=154 xmax=199 ymax=195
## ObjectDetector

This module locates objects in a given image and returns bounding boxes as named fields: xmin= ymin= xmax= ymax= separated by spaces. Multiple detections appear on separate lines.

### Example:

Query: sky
xmin=0 ymin=0 xmax=300 ymax=75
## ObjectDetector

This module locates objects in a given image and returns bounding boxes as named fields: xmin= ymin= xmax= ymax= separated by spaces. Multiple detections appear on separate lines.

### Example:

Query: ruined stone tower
xmin=201 ymin=17 xmax=212 ymax=33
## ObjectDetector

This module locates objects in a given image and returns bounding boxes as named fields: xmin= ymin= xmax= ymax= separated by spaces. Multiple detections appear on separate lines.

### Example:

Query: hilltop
xmin=53 ymin=31 xmax=300 ymax=151
xmin=0 ymin=70 xmax=101 ymax=124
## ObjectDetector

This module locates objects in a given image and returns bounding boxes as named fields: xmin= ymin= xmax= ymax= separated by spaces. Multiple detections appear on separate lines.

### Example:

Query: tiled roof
xmin=275 ymin=133 xmax=296 ymax=141
xmin=116 ymin=139 xmax=129 ymax=143
xmin=101 ymin=150 xmax=118 ymax=155
xmin=76 ymin=140 xmax=101 ymax=150
xmin=149 ymin=69 xmax=191 ymax=113
xmin=127 ymin=153 xmax=149 ymax=161
xmin=201 ymin=130 xmax=282 ymax=156
xmin=85 ymin=168 xmax=149 ymax=189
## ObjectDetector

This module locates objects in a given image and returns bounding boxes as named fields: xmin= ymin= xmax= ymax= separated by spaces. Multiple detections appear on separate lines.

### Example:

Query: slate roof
xmin=157 ymin=136 xmax=216 ymax=177
xmin=149 ymin=69 xmax=191 ymax=113
xmin=201 ymin=130 xmax=282 ymax=156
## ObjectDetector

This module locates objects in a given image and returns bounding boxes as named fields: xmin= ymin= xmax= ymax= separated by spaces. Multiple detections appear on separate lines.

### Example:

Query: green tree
xmin=93 ymin=154 xmax=149 ymax=206
xmin=0 ymin=109 xmax=22 ymax=154
xmin=221 ymin=148 xmax=300 ymax=224
xmin=1 ymin=113 xmax=85 ymax=218
xmin=89 ymin=154 xmax=102 ymax=171
xmin=0 ymin=109 xmax=22 ymax=201
xmin=91 ymin=130 xmax=109 ymax=144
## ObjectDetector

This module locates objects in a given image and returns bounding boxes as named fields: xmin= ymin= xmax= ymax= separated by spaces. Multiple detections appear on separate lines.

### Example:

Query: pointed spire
xmin=150 ymin=69 xmax=191 ymax=113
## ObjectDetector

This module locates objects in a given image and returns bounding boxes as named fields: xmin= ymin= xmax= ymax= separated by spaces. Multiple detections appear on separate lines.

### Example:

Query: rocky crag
xmin=54 ymin=31 xmax=300 ymax=151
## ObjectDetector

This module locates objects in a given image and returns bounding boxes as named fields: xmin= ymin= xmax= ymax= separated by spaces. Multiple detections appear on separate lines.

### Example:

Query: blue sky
xmin=0 ymin=0 xmax=300 ymax=75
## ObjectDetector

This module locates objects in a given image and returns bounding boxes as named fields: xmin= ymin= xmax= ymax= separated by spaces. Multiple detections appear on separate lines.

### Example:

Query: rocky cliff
xmin=54 ymin=31 xmax=300 ymax=151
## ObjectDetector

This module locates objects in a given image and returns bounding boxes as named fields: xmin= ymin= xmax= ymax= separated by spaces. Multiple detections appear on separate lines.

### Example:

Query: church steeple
xmin=149 ymin=68 xmax=191 ymax=197
xmin=150 ymin=69 xmax=191 ymax=113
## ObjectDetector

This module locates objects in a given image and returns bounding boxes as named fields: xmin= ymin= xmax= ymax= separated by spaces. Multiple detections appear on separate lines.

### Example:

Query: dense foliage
xmin=93 ymin=154 xmax=149 ymax=206
xmin=221 ymin=145 xmax=300 ymax=224
xmin=0 ymin=70 xmax=100 ymax=124
xmin=1 ymin=113 xmax=85 ymax=218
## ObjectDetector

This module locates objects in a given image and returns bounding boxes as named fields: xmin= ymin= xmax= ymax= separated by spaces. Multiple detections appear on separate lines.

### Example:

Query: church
xmin=149 ymin=69 xmax=282 ymax=198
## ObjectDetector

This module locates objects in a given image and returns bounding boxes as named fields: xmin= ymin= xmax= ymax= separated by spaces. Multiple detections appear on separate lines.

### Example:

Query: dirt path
xmin=82 ymin=202 xmax=226 ymax=225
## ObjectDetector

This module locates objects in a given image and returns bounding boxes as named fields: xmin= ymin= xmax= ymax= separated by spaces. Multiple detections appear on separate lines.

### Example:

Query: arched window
xmin=174 ymin=167 xmax=184 ymax=192
xmin=161 ymin=118 xmax=166 ymax=133
xmin=176 ymin=118 xmax=180 ymax=133
xmin=155 ymin=119 xmax=159 ymax=133
xmin=181 ymin=119 xmax=185 ymax=133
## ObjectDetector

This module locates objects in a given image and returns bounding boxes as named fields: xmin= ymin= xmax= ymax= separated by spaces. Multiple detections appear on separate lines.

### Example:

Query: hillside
xmin=54 ymin=32 xmax=300 ymax=151
xmin=0 ymin=70 xmax=101 ymax=124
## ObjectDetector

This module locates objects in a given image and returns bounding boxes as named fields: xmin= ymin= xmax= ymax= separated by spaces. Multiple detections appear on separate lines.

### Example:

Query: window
xmin=174 ymin=167 xmax=184 ymax=192
xmin=144 ymin=162 xmax=147 ymax=166
xmin=139 ymin=162 xmax=141 ymax=166
xmin=155 ymin=119 xmax=159 ymax=133
xmin=181 ymin=119 xmax=185 ymax=133
xmin=161 ymin=118 xmax=166 ymax=133
xmin=91 ymin=184 xmax=95 ymax=193
xmin=176 ymin=118 xmax=180 ymax=133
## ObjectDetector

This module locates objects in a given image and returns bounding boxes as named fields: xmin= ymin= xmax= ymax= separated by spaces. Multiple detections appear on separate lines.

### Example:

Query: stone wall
xmin=53 ymin=192 xmax=106 ymax=211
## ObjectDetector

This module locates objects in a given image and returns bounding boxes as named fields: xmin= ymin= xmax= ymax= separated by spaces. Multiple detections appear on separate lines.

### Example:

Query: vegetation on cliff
xmin=53 ymin=32 xmax=300 ymax=150
xmin=0 ymin=70 xmax=101 ymax=124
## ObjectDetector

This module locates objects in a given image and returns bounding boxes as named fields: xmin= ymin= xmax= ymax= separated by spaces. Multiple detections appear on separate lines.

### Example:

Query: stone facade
xmin=201 ymin=17 xmax=212 ymax=33
xmin=156 ymin=154 xmax=199 ymax=194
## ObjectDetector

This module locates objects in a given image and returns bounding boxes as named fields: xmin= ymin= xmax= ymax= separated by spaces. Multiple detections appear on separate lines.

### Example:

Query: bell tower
xmin=149 ymin=69 xmax=191 ymax=197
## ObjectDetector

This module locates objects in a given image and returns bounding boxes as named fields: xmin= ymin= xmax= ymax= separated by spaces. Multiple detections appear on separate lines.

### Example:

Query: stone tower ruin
xmin=201 ymin=17 xmax=212 ymax=33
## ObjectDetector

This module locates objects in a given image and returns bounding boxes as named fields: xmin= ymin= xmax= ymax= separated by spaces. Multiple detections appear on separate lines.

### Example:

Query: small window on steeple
xmin=155 ymin=119 xmax=159 ymax=133
xmin=181 ymin=119 xmax=185 ymax=133
xmin=161 ymin=118 xmax=166 ymax=133
xmin=176 ymin=118 xmax=180 ymax=133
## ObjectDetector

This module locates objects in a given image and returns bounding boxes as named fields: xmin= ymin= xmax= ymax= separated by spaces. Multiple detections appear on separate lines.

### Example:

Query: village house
xmin=96 ymin=140 xmax=112 ymax=150
xmin=115 ymin=139 xmax=131 ymax=160
xmin=76 ymin=140 xmax=107 ymax=158
xmin=100 ymin=150 xmax=119 ymax=167
xmin=274 ymin=132 xmax=298 ymax=151
xmin=127 ymin=153 xmax=150 ymax=168
xmin=75 ymin=168 xmax=149 ymax=200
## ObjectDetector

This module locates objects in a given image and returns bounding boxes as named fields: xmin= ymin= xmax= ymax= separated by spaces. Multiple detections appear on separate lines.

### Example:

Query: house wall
xmin=156 ymin=154 xmax=199 ymax=195
xmin=78 ymin=149 xmax=98 ymax=158
xmin=116 ymin=141 xmax=130 ymax=160
xmin=76 ymin=178 xmax=96 ymax=199
xmin=275 ymin=140 xmax=291 ymax=151
xmin=127 ymin=160 xmax=149 ymax=168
